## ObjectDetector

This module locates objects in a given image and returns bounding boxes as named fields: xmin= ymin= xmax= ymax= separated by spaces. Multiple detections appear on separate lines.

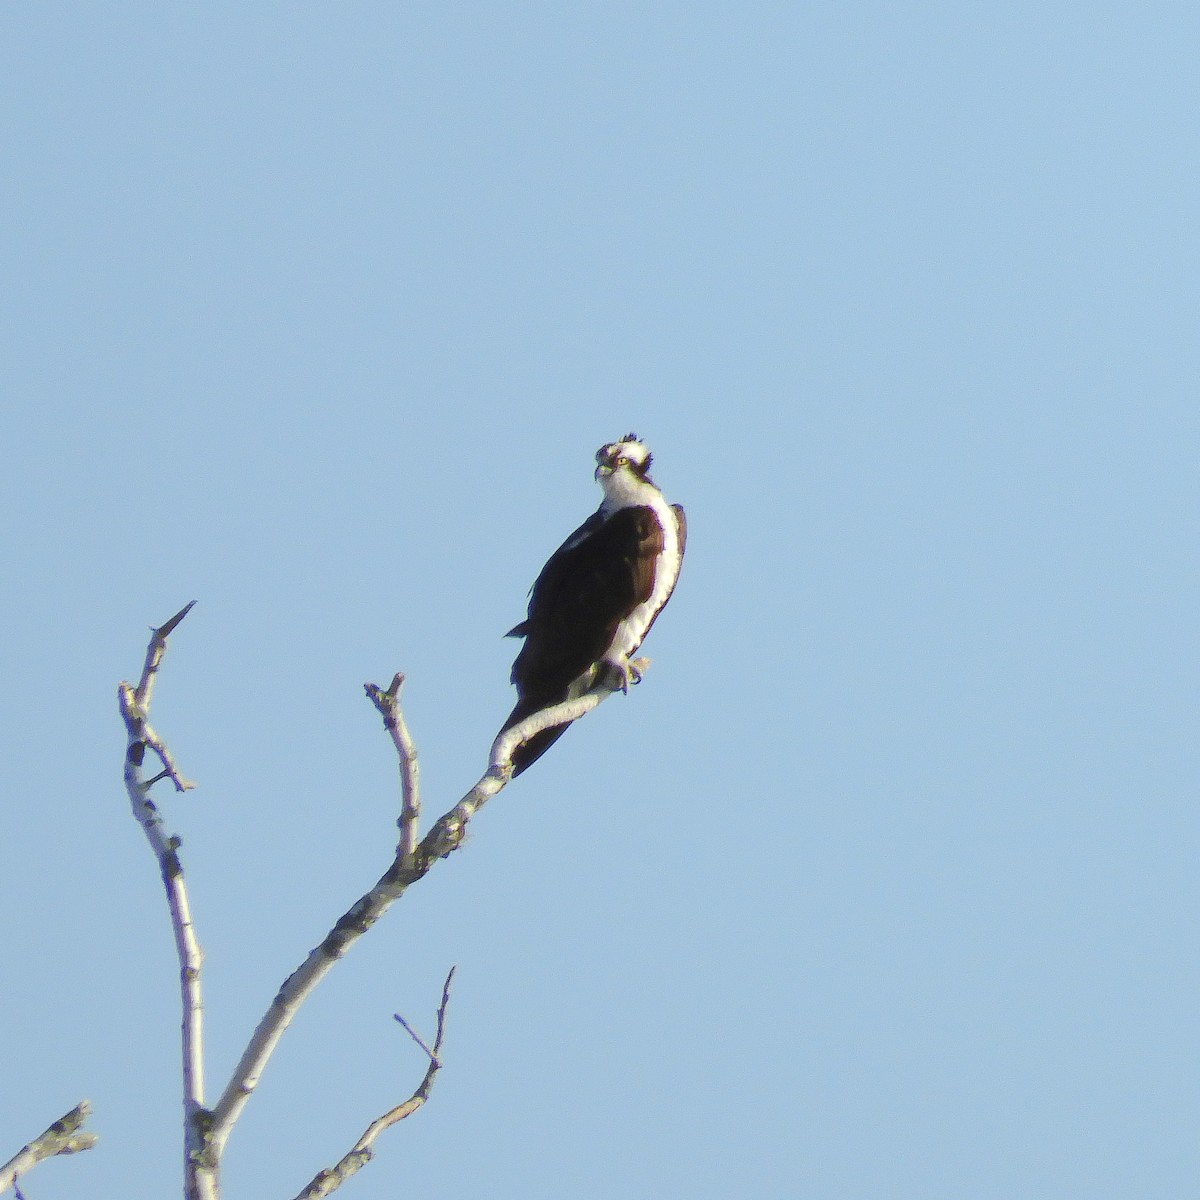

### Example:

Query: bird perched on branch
xmin=499 ymin=433 xmax=687 ymax=775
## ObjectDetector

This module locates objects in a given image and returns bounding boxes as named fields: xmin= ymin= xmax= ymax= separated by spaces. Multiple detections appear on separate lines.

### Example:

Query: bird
xmin=498 ymin=433 xmax=686 ymax=776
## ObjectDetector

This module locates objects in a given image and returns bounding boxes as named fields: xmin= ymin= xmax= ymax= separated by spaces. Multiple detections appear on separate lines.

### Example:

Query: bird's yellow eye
xmin=616 ymin=456 xmax=629 ymax=467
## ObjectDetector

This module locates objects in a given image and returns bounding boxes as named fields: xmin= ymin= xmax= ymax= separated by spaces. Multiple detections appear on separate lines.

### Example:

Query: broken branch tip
xmin=156 ymin=600 xmax=197 ymax=639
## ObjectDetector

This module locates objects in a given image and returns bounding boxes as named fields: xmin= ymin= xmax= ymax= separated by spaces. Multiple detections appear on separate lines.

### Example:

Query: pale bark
xmin=0 ymin=1101 xmax=98 ymax=1197
xmin=105 ymin=604 xmax=642 ymax=1197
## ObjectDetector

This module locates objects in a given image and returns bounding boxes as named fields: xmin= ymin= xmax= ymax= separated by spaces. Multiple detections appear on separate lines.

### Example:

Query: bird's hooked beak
xmin=594 ymin=444 xmax=633 ymax=481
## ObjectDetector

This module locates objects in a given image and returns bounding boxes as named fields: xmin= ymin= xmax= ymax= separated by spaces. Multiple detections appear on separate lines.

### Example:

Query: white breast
xmin=605 ymin=492 xmax=682 ymax=665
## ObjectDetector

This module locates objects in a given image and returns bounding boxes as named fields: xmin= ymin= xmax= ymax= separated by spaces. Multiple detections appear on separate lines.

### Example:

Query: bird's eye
xmin=616 ymin=456 xmax=629 ymax=467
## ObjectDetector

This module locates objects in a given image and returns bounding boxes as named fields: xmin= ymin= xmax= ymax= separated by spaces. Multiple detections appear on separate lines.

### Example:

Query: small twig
xmin=135 ymin=717 xmax=198 ymax=793
xmin=392 ymin=1012 xmax=438 ymax=1066
xmin=363 ymin=673 xmax=421 ymax=870
xmin=119 ymin=601 xmax=200 ymax=792
xmin=290 ymin=968 xmax=456 ymax=1200
xmin=0 ymin=1101 xmax=98 ymax=1196
xmin=134 ymin=600 xmax=196 ymax=709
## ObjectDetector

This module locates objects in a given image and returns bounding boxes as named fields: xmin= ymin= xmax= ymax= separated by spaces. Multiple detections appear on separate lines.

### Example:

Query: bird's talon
xmin=609 ymin=660 xmax=642 ymax=693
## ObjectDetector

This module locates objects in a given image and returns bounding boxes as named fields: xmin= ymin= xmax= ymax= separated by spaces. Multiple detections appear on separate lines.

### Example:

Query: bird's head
xmin=594 ymin=433 xmax=653 ymax=484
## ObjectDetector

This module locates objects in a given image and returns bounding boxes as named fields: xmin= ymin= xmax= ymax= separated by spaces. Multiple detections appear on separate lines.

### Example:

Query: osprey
xmin=499 ymin=433 xmax=687 ymax=776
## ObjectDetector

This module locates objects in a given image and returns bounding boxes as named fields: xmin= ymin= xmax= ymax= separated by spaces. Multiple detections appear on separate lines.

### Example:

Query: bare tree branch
xmin=114 ymin=604 xmax=644 ymax=1194
xmin=363 ymin=673 xmax=421 ymax=870
xmin=289 ymin=967 xmax=456 ymax=1200
xmin=419 ymin=655 xmax=650 ymax=860
xmin=206 ymin=660 xmax=642 ymax=1160
xmin=117 ymin=602 xmax=215 ymax=1200
xmin=0 ymin=1101 xmax=98 ymax=1197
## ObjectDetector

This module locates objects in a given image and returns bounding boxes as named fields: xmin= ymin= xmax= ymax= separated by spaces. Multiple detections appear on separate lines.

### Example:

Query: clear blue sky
xmin=2 ymin=5 xmax=1196 ymax=1198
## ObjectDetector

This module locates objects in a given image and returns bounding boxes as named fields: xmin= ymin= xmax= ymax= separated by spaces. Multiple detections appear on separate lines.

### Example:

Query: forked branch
xmin=0 ymin=1101 xmax=98 ymax=1197
xmin=207 ymin=663 xmax=640 ymax=1160
xmin=289 ymin=967 xmax=456 ymax=1200
xmin=117 ymin=606 xmax=642 ymax=1196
